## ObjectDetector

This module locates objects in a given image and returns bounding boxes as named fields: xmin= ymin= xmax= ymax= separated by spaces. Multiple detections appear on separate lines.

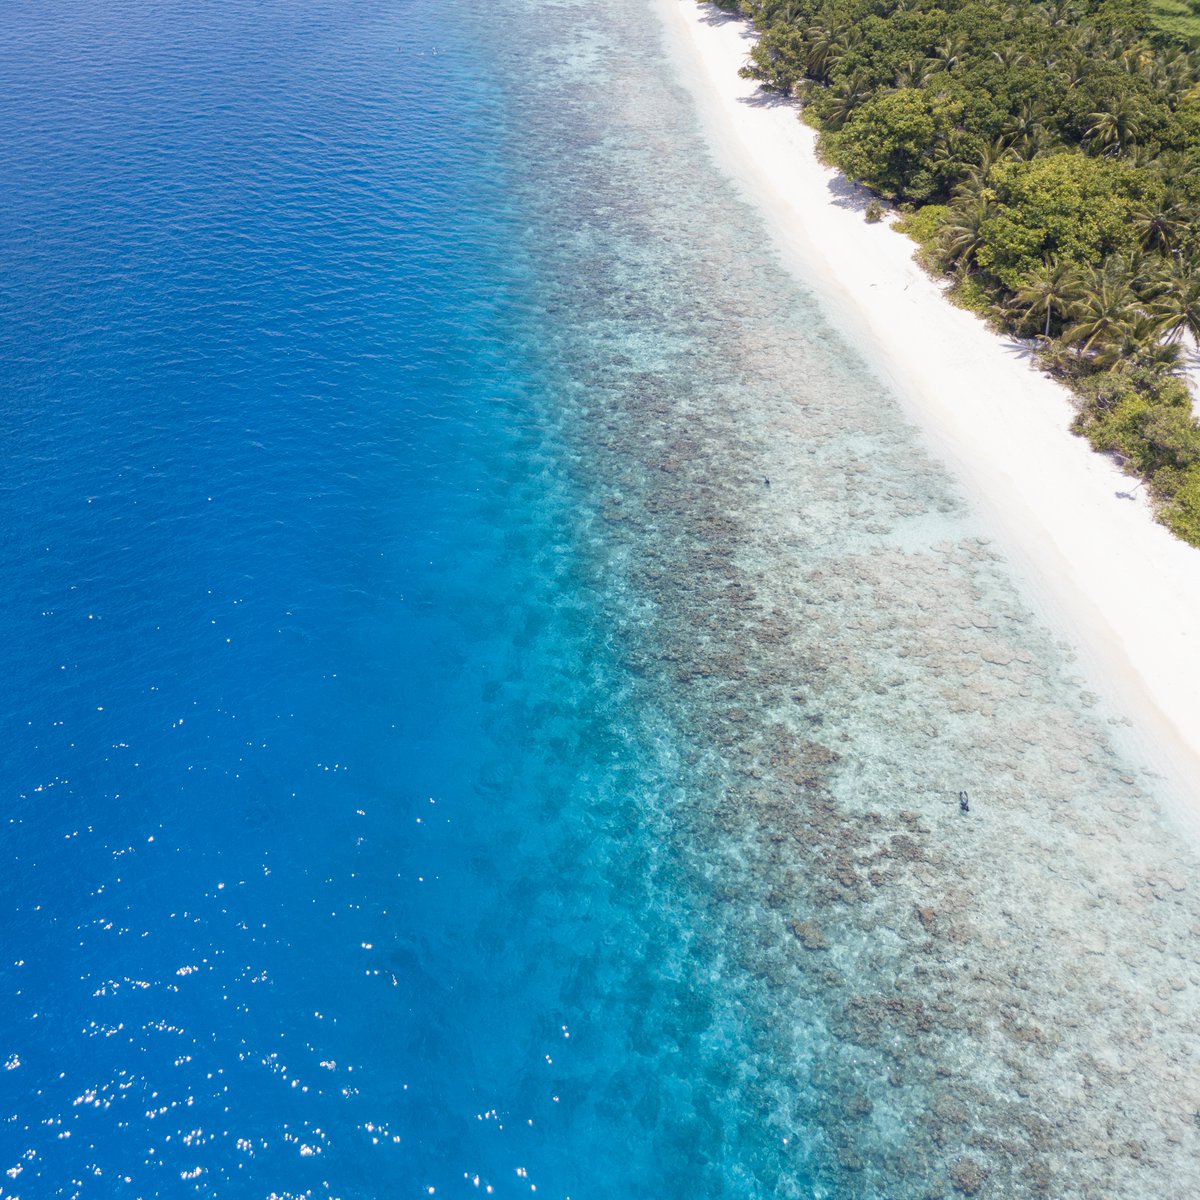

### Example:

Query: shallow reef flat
xmin=491 ymin=0 xmax=1200 ymax=1193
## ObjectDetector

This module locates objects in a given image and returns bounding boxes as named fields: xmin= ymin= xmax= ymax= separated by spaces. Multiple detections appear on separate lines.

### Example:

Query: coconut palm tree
xmin=1151 ymin=261 xmax=1200 ymax=345
xmin=1106 ymin=246 xmax=1156 ymax=297
xmin=1132 ymin=200 xmax=1190 ymax=255
xmin=1118 ymin=45 xmax=1155 ymax=78
xmin=1012 ymin=257 xmax=1080 ymax=338
xmin=1063 ymin=272 xmax=1142 ymax=354
xmin=1154 ymin=152 xmax=1196 ymax=196
xmin=1074 ymin=27 xmax=1106 ymax=58
xmin=978 ymin=136 xmax=1020 ymax=172
xmin=776 ymin=1 xmax=808 ymax=27
xmin=1061 ymin=54 xmax=1090 ymax=91
xmin=803 ymin=26 xmax=838 ymax=81
xmin=824 ymin=71 xmax=870 ymax=130
xmin=992 ymin=45 xmax=1028 ymax=69
xmin=1150 ymin=47 xmax=1195 ymax=106
xmin=1042 ymin=0 xmax=1077 ymax=27
xmin=1124 ymin=142 xmax=1163 ymax=170
xmin=1012 ymin=126 xmax=1060 ymax=160
xmin=952 ymin=139 xmax=1017 ymax=200
xmin=929 ymin=136 xmax=971 ymax=184
xmin=929 ymin=33 xmax=971 ymax=74
xmin=1091 ymin=314 xmax=1183 ymax=373
xmin=1085 ymin=96 xmax=1143 ymax=153
xmin=803 ymin=23 xmax=860 ymax=81
xmin=1003 ymin=101 xmax=1045 ymax=149
xmin=939 ymin=195 xmax=992 ymax=272
xmin=894 ymin=56 xmax=935 ymax=89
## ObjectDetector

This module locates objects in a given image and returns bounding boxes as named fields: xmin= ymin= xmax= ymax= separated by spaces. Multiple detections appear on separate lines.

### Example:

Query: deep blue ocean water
xmin=0 ymin=1 xmax=729 ymax=1195
xmin=6 ymin=0 xmax=1200 ymax=1198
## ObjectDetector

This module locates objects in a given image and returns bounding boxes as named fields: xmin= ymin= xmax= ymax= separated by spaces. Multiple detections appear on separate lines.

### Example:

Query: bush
xmin=975 ymin=155 xmax=1159 ymax=290
xmin=865 ymin=199 xmax=884 ymax=224
xmin=947 ymin=272 xmax=1002 ymax=318
xmin=1160 ymin=469 xmax=1200 ymax=547
xmin=894 ymin=204 xmax=949 ymax=251
xmin=1145 ymin=405 xmax=1200 ymax=473
xmin=1077 ymin=390 xmax=1155 ymax=465
xmin=1073 ymin=369 xmax=1200 ymax=476
xmin=822 ymin=90 xmax=954 ymax=201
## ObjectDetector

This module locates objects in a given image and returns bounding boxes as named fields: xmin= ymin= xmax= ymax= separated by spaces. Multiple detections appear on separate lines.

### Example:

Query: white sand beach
xmin=656 ymin=0 xmax=1200 ymax=814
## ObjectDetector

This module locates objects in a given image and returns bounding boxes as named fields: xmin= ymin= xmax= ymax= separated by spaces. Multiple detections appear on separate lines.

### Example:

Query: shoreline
xmin=654 ymin=0 xmax=1200 ymax=820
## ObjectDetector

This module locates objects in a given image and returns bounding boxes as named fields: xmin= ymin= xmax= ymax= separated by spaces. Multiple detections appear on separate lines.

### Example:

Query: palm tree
xmin=939 ymin=195 xmax=992 ymax=272
xmin=1124 ymin=142 xmax=1162 ymax=170
xmin=775 ymin=1 xmax=808 ymax=27
xmin=1003 ymin=101 xmax=1045 ymax=150
xmin=1063 ymin=272 xmax=1142 ymax=354
xmin=803 ymin=23 xmax=860 ymax=82
xmin=1106 ymin=246 xmax=1156 ymax=296
xmin=929 ymin=136 xmax=971 ymax=183
xmin=1074 ymin=27 xmax=1105 ymax=58
xmin=1150 ymin=47 xmax=1194 ymax=106
xmin=1042 ymin=0 xmax=1077 ymax=27
xmin=992 ymin=46 xmax=1029 ymax=69
xmin=818 ymin=25 xmax=861 ymax=79
xmin=1061 ymin=54 xmax=1089 ymax=91
xmin=824 ymin=72 xmax=870 ymax=130
xmin=804 ymin=26 xmax=836 ymax=80
xmin=1085 ymin=96 xmax=1143 ymax=153
xmin=1154 ymin=152 xmax=1196 ymax=196
xmin=1012 ymin=257 xmax=1079 ymax=338
xmin=1091 ymin=314 xmax=1183 ymax=373
xmin=1012 ymin=126 xmax=1060 ymax=160
xmin=929 ymin=33 xmax=970 ymax=75
xmin=1132 ymin=200 xmax=1190 ymax=255
xmin=978 ymin=137 xmax=1020 ymax=172
xmin=952 ymin=139 xmax=1017 ymax=200
xmin=1122 ymin=45 xmax=1158 ymax=79
xmin=1151 ymin=261 xmax=1200 ymax=345
xmin=894 ymin=56 xmax=935 ymax=89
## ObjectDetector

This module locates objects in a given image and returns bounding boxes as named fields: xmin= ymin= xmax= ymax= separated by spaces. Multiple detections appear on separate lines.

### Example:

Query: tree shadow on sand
xmin=824 ymin=171 xmax=876 ymax=214
xmin=697 ymin=3 xmax=748 ymax=27
xmin=732 ymin=87 xmax=879 ymax=216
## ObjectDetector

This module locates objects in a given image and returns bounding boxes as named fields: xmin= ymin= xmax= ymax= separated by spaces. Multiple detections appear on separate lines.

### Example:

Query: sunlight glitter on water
xmin=2 ymin=0 xmax=1199 ymax=1197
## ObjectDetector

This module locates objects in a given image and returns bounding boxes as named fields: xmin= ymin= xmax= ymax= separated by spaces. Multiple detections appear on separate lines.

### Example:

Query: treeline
xmin=712 ymin=0 xmax=1200 ymax=544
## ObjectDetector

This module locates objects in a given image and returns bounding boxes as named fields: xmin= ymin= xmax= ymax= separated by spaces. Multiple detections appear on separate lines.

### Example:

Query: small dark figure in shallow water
xmin=959 ymin=790 xmax=970 ymax=814
xmin=764 ymin=477 xmax=770 ymax=488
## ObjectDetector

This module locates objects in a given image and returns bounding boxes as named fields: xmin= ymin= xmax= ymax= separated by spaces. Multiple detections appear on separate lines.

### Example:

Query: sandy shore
xmin=655 ymin=0 xmax=1200 ymax=815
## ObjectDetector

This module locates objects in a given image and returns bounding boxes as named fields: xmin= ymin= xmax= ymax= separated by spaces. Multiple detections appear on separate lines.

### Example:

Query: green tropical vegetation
xmin=1149 ymin=0 xmax=1200 ymax=42
xmin=709 ymin=0 xmax=1200 ymax=545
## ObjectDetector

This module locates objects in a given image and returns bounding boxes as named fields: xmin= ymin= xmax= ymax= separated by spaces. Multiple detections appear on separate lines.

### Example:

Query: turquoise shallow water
xmin=3 ymin=0 xmax=1200 ymax=1197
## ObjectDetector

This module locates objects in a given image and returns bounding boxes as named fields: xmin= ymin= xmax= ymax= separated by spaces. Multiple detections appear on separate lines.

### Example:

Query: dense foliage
xmin=712 ymin=0 xmax=1200 ymax=544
